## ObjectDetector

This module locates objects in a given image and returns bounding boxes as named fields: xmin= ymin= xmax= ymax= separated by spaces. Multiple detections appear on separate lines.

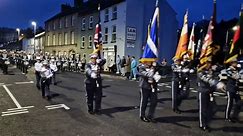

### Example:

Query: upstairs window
xmin=112 ymin=6 xmax=117 ymax=20
xmin=89 ymin=16 xmax=93 ymax=29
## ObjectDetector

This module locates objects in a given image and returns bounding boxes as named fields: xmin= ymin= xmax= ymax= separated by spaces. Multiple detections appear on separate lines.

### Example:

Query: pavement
xmin=0 ymin=66 xmax=242 ymax=136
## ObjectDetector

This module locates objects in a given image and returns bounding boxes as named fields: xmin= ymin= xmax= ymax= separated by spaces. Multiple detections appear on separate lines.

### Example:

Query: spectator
xmin=116 ymin=55 xmax=122 ymax=74
xmin=121 ymin=56 xmax=126 ymax=76
xmin=161 ymin=58 xmax=167 ymax=66
xmin=81 ymin=54 xmax=86 ymax=72
xmin=130 ymin=56 xmax=138 ymax=80
xmin=125 ymin=55 xmax=131 ymax=79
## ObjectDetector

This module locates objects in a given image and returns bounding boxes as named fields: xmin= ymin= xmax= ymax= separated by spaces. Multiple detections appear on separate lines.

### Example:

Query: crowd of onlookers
xmin=108 ymin=55 xmax=170 ymax=80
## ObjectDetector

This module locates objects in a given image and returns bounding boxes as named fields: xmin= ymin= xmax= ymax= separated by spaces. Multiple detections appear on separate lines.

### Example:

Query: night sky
xmin=0 ymin=0 xmax=242 ymax=29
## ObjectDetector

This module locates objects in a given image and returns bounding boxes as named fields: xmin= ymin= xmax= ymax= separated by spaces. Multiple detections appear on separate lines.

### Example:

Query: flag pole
xmin=156 ymin=0 xmax=160 ymax=62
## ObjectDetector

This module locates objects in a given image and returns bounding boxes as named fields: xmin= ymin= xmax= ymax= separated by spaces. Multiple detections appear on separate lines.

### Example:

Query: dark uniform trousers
xmin=40 ymin=78 xmax=50 ymax=97
xmin=197 ymin=71 xmax=217 ymax=129
xmin=35 ymin=71 xmax=41 ymax=89
xmin=140 ymin=88 xmax=157 ymax=118
xmin=225 ymin=90 xmax=241 ymax=119
xmin=172 ymin=73 xmax=183 ymax=111
xmin=199 ymin=90 xmax=211 ymax=128
xmin=85 ymin=79 xmax=102 ymax=111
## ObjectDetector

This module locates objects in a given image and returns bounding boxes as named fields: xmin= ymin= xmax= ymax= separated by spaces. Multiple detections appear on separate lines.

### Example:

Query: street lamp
xmin=31 ymin=21 xmax=37 ymax=53
xmin=16 ymin=28 xmax=20 ymax=40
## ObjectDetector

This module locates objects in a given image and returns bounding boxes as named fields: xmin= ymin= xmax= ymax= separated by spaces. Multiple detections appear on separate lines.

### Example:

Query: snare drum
xmin=57 ymin=62 xmax=61 ymax=66
xmin=24 ymin=61 xmax=29 ymax=65
xmin=4 ymin=61 xmax=10 ymax=65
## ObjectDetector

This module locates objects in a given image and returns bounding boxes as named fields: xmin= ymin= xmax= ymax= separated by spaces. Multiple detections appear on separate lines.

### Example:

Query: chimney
xmin=74 ymin=0 xmax=83 ymax=8
xmin=61 ymin=4 xmax=72 ymax=12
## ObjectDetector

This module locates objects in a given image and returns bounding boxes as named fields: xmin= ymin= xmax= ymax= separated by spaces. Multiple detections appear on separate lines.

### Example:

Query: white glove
xmin=153 ymin=72 xmax=161 ymax=82
xmin=189 ymin=69 xmax=194 ymax=73
xmin=96 ymin=59 xmax=102 ymax=64
xmin=91 ymin=72 xmax=97 ymax=79
xmin=216 ymin=82 xmax=226 ymax=92
xmin=182 ymin=68 xmax=189 ymax=73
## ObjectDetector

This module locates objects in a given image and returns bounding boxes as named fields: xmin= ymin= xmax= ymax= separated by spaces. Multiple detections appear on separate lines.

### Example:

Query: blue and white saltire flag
xmin=141 ymin=5 xmax=159 ymax=62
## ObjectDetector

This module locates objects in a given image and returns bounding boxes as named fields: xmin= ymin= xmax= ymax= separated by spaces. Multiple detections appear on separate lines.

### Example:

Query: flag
xmin=174 ymin=10 xmax=188 ymax=60
xmin=140 ymin=3 xmax=159 ymax=62
xmin=187 ymin=23 xmax=196 ymax=60
xmin=198 ymin=17 xmax=214 ymax=71
xmin=225 ymin=5 xmax=243 ymax=64
xmin=93 ymin=4 xmax=103 ymax=59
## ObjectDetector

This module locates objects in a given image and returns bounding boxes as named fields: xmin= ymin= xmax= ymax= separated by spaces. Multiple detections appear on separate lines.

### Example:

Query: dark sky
xmin=0 ymin=0 xmax=242 ymax=29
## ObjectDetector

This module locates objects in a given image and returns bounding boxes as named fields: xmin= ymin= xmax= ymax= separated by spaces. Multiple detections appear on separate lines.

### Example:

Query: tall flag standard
xmin=225 ymin=4 xmax=243 ymax=64
xmin=140 ymin=2 xmax=159 ymax=62
xmin=93 ymin=4 xmax=103 ymax=59
xmin=188 ymin=23 xmax=196 ymax=60
xmin=174 ymin=10 xmax=188 ymax=60
xmin=198 ymin=17 xmax=214 ymax=71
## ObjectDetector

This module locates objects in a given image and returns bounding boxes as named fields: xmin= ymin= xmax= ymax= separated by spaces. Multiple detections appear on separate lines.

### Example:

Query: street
xmin=0 ymin=66 xmax=242 ymax=136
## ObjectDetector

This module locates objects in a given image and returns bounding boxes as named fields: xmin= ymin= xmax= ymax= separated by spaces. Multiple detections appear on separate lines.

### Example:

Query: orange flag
xmin=174 ymin=10 xmax=188 ymax=60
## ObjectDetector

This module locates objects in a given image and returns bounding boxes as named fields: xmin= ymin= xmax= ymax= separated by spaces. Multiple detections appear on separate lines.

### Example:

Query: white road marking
xmin=2 ymin=85 xmax=22 ymax=108
xmin=1 ymin=111 xmax=29 ymax=117
xmin=2 ymin=109 xmax=27 ymax=114
xmin=15 ymin=81 xmax=34 ymax=85
xmin=45 ymin=104 xmax=70 ymax=110
xmin=7 ymin=106 xmax=34 ymax=111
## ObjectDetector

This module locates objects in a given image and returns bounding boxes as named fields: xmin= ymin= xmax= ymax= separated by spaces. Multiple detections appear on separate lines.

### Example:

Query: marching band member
xmin=34 ymin=56 xmax=42 ymax=89
xmin=40 ymin=60 xmax=53 ymax=100
xmin=84 ymin=53 xmax=106 ymax=114
xmin=225 ymin=58 xmax=241 ymax=122
xmin=50 ymin=59 xmax=58 ymax=85
xmin=197 ymin=58 xmax=226 ymax=131
xmin=138 ymin=61 xmax=161 ymax=123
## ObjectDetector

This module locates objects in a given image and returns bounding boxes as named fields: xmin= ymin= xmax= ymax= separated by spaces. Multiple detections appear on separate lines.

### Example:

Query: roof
xmin=45 ymin=0 xmax=125 ymax=23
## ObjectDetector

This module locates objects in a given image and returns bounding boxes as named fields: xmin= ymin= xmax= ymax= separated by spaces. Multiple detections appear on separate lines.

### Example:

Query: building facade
xmin=34 ymin=32 xmax=45 ymax=53
xmin=44 ymin=0 xmax=178 ymax=64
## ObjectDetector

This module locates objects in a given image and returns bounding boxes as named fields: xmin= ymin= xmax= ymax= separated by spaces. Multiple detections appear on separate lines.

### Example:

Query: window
xmin=59 ymin=19 xmax=62 ymax=28
xmin=81 ymin=36 xmax=85 ymax=48
xmin=112 ymin=6 xmax=117 ymax=20
xmin=53 ymin=21 xmax=56 ymax=30
xmin=111 ymin=25 xmax=116 ymax=42
xmin=82 ymin=18 xmax=85 ymax=30
xmin=104 ymin=27 xmax=108 ymax=44
xmin=64 ymin=32 xmax=68 ymax=45
xmin=47 ymin=35 xmax=50 ymax=46
xmin=71 ymin=31 xmax=75 ymax=44
xmin=58 ymin=33 xmax=62 ymax=45
xmin=89 ymin=16 xmax=93 ymax=29
xmin=71 ymin=15 xmax=75 ymax=26
xmin=89 ymin=35 xmax=92 ymax=48
xmin=104 ymin=9 xmax=109 ymax=22
xmin=53 ymin=34 xmax=56 ymax=45
xmin=65 ymin=17 xmax=68 ymax=27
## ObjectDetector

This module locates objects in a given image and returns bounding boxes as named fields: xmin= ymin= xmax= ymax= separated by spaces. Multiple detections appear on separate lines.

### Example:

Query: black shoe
xmin=140 ymin=116 xmax=150 ymax=122
xmin=47 ymin=96 xmax=52 ymax=101
xmin=94 ymin=109 xmax=101 ymax=115
xmin=54 ymin=83 xmax=57 ymax=85
xmin=174 ymin=109 xmax=181 ymax=114
xmin=147 ymin=117 xmax=157 ymax=123
xmin=88 ymin=110 xmax=95 ymax=115
xmin=200 ymin=126 xmax=211 ymax=132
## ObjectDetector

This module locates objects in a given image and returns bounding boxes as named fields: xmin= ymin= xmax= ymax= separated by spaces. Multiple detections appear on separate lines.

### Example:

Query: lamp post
xmin=31 ymin=21 xmax=37 ymax=54
xmin=16 ymin=28 xmax=20 ymax=41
